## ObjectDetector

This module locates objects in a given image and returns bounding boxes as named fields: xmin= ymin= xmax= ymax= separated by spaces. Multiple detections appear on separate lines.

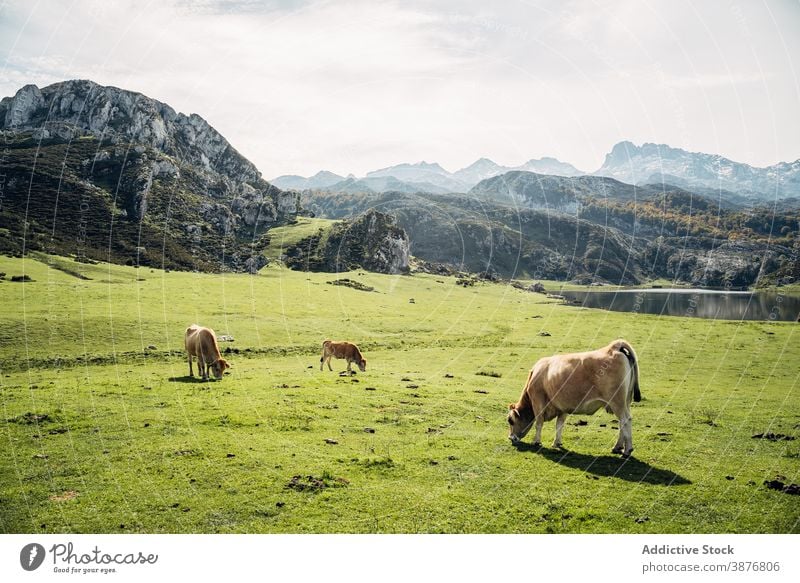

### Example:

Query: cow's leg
xmin=532 ymin=415 xmax=544 ymax=447
xmin=553 ymin=413 xmax=567 ymax=448
xmin=320 ymin=353 xmax=324 ymax=371
xmin=611 ymin=413 xmax=634 ymax=455
xmin=327 ymin=356 xmax=333 ymax=371
xmin=188 ymin=354 xmax=194 ymax=377
xmin=607 ymin=400 xmax=629 ymax=454
xmin=199 ymin=354 xmax=208 ymax=381
xmin=611 ymin=427 xmax=624 ymax=453
xmin=620 ymin=407 xmax=633 ymax=457
xmin=346 ymin=360 xmax=353 ymax=374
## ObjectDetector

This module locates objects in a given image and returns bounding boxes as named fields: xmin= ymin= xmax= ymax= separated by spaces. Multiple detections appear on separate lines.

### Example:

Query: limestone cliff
xmin=0 ymin=80 xmax=300 ymax=272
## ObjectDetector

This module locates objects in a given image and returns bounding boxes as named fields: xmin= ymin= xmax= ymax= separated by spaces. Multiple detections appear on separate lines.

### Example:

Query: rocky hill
xmin=467 ymin=171 xmax=645 ymax=212
xmin=302 ymin=191 xmax=644 ymax=283
xmin=283 ymin=209 xmax=409 ymax=273
xmin=0 ymin=80 xmax=300 ymax=272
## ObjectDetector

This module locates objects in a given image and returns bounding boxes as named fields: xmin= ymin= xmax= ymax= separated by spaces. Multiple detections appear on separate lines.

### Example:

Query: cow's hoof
xmin=611 ymin=446 xmax=623 ymax=454
xmin=532 ymin=441 xmax=542 ymax=448
xmin=621 ymin=449 xmax=634 ymax=458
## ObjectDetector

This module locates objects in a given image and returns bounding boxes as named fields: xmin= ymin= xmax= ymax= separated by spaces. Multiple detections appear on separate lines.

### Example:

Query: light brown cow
xmin=507 ymin=339 xmax=641 ymax=456
xmin=185 ymin=324 xmax=230 ymax=381
xmin=320 ymin=339 xmax=367 ymax=374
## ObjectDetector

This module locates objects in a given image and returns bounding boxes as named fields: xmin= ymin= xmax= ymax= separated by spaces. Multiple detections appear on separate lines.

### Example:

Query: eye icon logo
xmin=20 ymin=543 xmax=46 ymax=571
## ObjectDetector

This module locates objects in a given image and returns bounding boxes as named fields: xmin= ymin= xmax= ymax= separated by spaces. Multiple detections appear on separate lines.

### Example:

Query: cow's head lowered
xmin=507 ymin=403 xmax=534 ymax=444
xmin=211 ymin=358 xmax=231 ymax=380
xmin=357 ymin=357 xmax=367 ymax=372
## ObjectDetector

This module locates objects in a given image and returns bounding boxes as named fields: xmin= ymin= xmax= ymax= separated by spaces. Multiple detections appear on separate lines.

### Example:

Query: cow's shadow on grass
xmin=514 ymin=443 xmax=691 ymax=486
xmin=167 ymin=376 xmax=213 ymax=383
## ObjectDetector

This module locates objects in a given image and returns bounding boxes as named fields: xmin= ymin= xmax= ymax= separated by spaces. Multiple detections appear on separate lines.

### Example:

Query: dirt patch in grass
xmin=327 ymin=278 xmax=375 ymax=292
xmin=7 ymin=412 xmax=52 ymax=424
xmin=361 ymin=456 xmax=395 ymax=469
xmin=764 ymin=477 xmax=800 ymax=495
xmin=752 ymin=432 xmax=795 ymax=441
xmin=50 ymin=491 xmax=78 ymax=502
xmin=285 ymin=474 xmax=349 ymax=493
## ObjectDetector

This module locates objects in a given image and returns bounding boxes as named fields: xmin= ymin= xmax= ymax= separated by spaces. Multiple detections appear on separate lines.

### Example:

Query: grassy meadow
xmin=0 ymin=253 xmax=798 ymax=533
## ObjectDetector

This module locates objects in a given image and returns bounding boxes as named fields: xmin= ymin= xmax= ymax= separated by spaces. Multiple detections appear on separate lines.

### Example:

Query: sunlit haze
xmin=2 ymin=0 xmax=799 ymax=178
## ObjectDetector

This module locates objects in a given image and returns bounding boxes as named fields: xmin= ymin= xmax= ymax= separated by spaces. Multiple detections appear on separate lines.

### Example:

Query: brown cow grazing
xmin=185 ymin=324 xmax=230 ymax=381
xmin=320 ymin=339 xmax=367 ymax=374
xmin=507 ymin=339 xmax=641 ymax=456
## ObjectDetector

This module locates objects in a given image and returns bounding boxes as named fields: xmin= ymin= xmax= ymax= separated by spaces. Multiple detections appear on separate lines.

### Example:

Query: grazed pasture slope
xmin=0 ymin=254 xmax=798 ymax=533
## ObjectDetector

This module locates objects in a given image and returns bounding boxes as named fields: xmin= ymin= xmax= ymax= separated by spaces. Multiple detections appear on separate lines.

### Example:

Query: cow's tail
xmin=613 ymin=339 xmax=641 ymax=403
xmin=320 ymin=339 xmax=331 ymax=363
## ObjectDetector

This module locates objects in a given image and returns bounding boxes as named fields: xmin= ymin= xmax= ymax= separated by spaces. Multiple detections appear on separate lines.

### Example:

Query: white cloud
xmin=1 ymin=0 xmax=798 ymax=176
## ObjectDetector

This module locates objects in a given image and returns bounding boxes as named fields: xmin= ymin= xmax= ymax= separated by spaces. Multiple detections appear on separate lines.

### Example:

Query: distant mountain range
xmin=595 ymin=141 xmax=800 ymax=199
xmin=275 ymin=142 xmax=800 ymax=200
xmin=272 ymin=157 xmax=585 ymax=195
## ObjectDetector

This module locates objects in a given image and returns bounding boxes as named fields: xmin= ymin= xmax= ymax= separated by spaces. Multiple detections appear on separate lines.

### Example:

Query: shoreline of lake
xmin=558 ymin=288 xmax=800 ymax=321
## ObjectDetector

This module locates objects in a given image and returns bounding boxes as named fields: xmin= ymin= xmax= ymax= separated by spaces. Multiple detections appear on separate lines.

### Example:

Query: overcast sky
xmin=1 ymin=0 xmax=799 ymax=178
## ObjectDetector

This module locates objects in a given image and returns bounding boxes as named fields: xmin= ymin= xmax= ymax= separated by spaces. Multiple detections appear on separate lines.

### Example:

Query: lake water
xmin=558 ymin=289 xmax=800 ymax=321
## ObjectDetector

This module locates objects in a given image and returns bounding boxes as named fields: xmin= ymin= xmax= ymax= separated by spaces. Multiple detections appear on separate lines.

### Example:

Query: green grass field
xmin=263 ymin=217 xmax=340 ymax=262
xmin=0 ymin=254 xmax=798 ymax=533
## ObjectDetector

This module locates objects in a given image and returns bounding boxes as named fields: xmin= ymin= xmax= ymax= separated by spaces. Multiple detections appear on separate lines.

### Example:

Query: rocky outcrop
xmin=1 ymin=80 xmax=259 ymax=182
xmin=0 ymin=80 xmax=300 ymax=224
xmin=0 ymin=80 xmax=301 ymax=273
xmin=643 ymin=238 xmax=795 ymax=288
xmin=284 ymin=209 xmax=410 ymax=274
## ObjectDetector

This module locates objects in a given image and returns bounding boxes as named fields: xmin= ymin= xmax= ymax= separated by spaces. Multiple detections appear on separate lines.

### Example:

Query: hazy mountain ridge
xmin=280 ymin=141 xmax=800 ymax=200
xmin=596 ymin=141 xmax=800 ymax=199
xmin=272 ymin=156 xmax=585 ymax=194
xmin=271 ymin=170 xmax=347 ymax=190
